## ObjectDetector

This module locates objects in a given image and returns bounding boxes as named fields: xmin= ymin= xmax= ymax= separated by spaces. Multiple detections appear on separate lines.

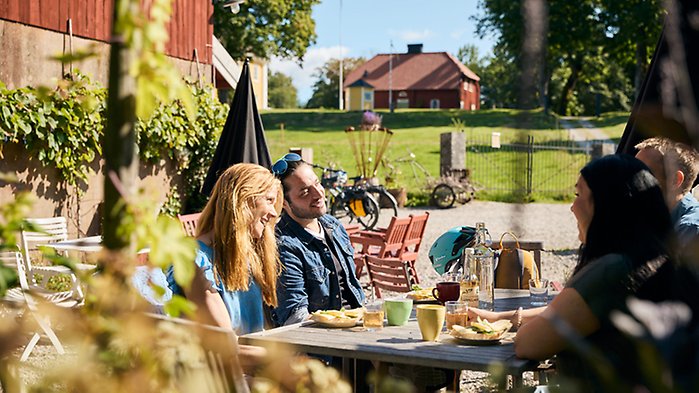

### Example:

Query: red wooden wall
xmin=0 ymin=0 xmax=213 ymax=63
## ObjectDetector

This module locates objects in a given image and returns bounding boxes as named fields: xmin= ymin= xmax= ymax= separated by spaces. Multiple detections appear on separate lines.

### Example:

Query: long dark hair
xmin=575 ymin=155 xmax=674 ymax=281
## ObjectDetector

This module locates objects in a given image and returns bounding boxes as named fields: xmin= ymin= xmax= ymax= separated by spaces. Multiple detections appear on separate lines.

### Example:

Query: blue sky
xmin=270 ymin=0 xmax=497 ymax=105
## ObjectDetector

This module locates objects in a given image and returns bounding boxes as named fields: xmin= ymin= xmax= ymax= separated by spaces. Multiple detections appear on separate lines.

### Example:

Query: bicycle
xmin=313 ymin=165 xmax=382 ymax=230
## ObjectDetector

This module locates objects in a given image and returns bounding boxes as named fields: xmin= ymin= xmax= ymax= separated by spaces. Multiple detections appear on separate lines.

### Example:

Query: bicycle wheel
xmin=380 ymin=189 xmax=399 ymax=216
xmin=432 ymin=183 xmax=456 ymax=209
xmin=330 ymin=197 xmax=353 ymax=223
xmin=355 ymin=194 xmax=380 ymax=230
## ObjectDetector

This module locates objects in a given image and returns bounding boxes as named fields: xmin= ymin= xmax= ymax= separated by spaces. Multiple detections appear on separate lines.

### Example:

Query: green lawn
xmin=261 ymin=108 xmax=628 ymax=204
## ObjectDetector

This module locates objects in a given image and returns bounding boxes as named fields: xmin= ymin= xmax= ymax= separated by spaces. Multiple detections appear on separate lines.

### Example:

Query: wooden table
xmin=241 ymin=289 xmax=544 ymax=376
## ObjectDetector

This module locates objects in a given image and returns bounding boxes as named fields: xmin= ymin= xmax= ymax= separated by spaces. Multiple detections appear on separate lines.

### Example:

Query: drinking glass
xmin=445 ymin=301 xmax=469 ymax=331
xmin=529 ymin=278 xmax=550 ymax=306
xmin=442 ymin=272 xmax=462 ymax=283
xmin=363 ymin=300 xmax=385 ymax=330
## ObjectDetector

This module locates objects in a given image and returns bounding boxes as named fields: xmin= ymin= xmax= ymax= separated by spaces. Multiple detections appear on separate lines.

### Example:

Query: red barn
xmin=343 ymin=44 xmax=480 ymax=110
xmin=0 ymin=0 xmax=214 ymax=88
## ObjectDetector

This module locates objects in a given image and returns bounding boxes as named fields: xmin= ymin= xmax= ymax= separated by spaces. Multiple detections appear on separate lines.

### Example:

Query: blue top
xmin=166 ymin=240 xmax=265 ymax=335
xmin=671 ymin=193 xmax=699 ymax=250
xmin=272 ymin=214 xmax=365 ymax=326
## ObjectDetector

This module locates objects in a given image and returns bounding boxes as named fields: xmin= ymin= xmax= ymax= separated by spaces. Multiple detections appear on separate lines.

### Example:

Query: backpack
xmin=494 ymin=232 xmax=540 ymax=289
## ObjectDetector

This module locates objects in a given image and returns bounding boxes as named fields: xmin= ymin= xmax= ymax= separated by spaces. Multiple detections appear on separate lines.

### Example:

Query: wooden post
xmin=102 ymin=0 xmax=138 ymax=251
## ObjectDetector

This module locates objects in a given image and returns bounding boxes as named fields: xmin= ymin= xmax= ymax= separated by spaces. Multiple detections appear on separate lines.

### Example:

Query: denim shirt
xmin=671 ymin=193 xmax=699 ymax=250
xmin=272 ymin=214 xmax=365 ymax=326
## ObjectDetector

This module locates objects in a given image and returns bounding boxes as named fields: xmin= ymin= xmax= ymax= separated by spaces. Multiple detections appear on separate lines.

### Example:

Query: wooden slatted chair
xmin=398 ymin=212 xmax=430 ymax=284
xmin=364 ymin=254 xmax=415 ymax=298
xmin=349 ymin=216 xmax=411 ymax=278
xmin=20 ymin=217 xmax=95 ymax=299
xmin=1 ymin=250 xmax=79 ymax=361
xmin=178 ymin=213 xmax=202 ymax=237
xmin=146 ymin=313 xmax=250 ymax=393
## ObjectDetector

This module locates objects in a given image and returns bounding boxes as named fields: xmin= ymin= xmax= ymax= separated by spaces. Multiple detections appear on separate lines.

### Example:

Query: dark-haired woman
xmin=469 ymin=154 xmax=681 ymax=392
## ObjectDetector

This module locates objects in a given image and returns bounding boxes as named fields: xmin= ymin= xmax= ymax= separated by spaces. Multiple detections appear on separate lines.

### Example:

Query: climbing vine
xmin=0 ymin=73 xmax=227 ymax=211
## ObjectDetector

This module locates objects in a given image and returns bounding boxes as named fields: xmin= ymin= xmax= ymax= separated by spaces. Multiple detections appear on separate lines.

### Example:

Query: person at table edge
xmin=634 ymin=136 xmax=699 ymax=255
xmin=271 ymin=154 xmax=364 ymax=326
xmin=469 ymin=155 xmax=698 ymax=392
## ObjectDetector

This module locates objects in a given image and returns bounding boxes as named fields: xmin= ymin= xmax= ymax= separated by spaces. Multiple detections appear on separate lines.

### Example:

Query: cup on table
xmin=445 ymin=301 xmax=469 ymax=331
xmin=363 ymin=300 xmax=385 ymax=330
xmin=384 ymin=298 xmax=413 ymax=326
xmin=432 ymin=281 xmax=461 ymax=304
xmin=416 ymin=304 xmax=445 ymax=341
xmin=529 ymin=278 xmax=550 ymax=306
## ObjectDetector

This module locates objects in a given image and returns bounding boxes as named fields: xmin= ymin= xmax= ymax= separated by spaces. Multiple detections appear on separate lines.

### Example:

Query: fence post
xmin=590 ymin=141 xmax=615 ymax=161
xmin=440 ymin=132 xmax=465 ymax=177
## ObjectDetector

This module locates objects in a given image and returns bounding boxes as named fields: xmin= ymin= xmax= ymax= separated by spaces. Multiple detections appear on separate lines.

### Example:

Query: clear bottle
xmin=474 ymin=222 xmax=495 ymax=310
xmin=459 ymin=248 xmax=479 ymax=307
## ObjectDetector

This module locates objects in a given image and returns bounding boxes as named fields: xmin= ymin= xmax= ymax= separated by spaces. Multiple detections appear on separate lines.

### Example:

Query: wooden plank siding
xmin=0 ymin=0 xmax=212 ymax=63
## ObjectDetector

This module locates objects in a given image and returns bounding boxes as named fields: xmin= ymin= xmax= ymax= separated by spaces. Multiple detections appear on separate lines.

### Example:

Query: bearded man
xmin=271 ymin=155 xmax=364 ymax=326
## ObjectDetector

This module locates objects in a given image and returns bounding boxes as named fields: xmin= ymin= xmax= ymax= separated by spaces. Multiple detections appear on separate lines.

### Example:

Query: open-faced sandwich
xmin=450 ymin=316 xmax=512 ymax=341
xmin=406 ymin=285 xmax=436 ymax=301
xmin=310 ymin=308 xmax=364 ymax=328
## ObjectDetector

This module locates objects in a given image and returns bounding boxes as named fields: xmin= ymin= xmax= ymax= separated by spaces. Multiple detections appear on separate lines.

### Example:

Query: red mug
xmin=432 ymin=282 xmax=460 ymax=304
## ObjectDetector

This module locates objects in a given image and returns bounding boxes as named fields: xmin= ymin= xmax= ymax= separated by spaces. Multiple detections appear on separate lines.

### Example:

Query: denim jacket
xmin=272 ymin=214 xmax=365 ymax=326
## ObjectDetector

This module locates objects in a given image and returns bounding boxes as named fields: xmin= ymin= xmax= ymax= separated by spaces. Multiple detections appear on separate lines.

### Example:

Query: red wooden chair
xmin=399 ymin=212 xmax=429 ymax=284
xmin=349 ymin=216 xmax=411 ymax=278
xmin=364 ymin=254 xmax=415 ymax=298
xmin=177 ymin=213 xmax=202 ymax=237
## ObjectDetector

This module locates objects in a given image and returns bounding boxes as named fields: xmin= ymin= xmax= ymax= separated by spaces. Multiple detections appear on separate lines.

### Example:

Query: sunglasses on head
xmin=272 ymin=153 xmax=302 ymax=176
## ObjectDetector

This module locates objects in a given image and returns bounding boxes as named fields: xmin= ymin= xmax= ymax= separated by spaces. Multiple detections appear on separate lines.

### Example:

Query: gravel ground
xmin=372 ymin=200 xmax=581 ymax=289
xmin=13 ymin=201 xmax=582 ymax=392
xmin=370 ymin=201 xmax=581 ymax=393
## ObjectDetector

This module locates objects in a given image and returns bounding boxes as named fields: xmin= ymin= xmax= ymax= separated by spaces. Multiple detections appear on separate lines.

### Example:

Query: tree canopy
xmin=473 ymin=0 xmax=663 ymax=115
xmin=213 ymin=0 xmax=320 ymax=61
xmin=306 ymin=57 xmax=365 ymax=109
xmin=268 ymin=70 xmax=298 ymax=108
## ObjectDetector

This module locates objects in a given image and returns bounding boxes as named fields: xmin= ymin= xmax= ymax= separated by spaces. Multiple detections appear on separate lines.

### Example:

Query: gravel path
xmin=372 ymin=200 xmax=581 ymax=288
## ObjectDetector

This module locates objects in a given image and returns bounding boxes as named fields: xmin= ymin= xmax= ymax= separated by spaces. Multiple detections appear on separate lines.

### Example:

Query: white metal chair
xmin=20 ymin=217 xmax=96 ymax=299
xmin=1 ymin=251 xmax=78 ymax=361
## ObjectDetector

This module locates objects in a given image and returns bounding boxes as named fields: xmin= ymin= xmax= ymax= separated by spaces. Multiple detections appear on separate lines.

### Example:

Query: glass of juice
xmin=363 ymin=300 xmax=385 ymax=330
xmin=445 ymin=301 xmax=469 ymax=331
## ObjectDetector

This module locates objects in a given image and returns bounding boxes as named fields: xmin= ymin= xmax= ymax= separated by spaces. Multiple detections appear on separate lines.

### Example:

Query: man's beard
xmin=287 ymin=199 xmax=326 ymax=220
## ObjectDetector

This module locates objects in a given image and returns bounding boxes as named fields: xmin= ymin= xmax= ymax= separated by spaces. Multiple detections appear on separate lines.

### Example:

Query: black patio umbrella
xmin=617 ymin=0 xmax=699 ymax=156
xmin=202 ymin=59 xmax=272 ymax=196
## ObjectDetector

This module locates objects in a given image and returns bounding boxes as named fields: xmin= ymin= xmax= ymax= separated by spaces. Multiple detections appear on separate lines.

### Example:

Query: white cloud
xmin=388 ymin=28 xmax=434 ymax=42
xmin=269 ymin=46 xmax=349 ymax=105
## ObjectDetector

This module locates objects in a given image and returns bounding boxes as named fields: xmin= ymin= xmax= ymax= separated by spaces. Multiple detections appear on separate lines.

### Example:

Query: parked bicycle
xmin=313 ymin=164 xmax=398 ymax=230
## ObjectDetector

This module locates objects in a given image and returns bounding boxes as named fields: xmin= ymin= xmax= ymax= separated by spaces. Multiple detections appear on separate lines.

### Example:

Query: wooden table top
xmin=241 ymin=289 xmax=544 ymax=374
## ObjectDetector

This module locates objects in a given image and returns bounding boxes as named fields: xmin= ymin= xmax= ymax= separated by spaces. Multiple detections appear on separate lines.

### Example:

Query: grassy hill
xmin=261 ymin=108 xmax=628 ymax=204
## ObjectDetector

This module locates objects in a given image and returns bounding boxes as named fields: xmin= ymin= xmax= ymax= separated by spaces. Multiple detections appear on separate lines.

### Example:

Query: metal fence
xmin=465 ymin=132 xmax=615 ymax=199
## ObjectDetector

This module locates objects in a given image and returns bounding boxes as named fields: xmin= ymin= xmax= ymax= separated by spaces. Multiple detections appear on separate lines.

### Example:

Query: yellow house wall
xmin=346 ymin=87 xmax=363 ymax=111
xmin=248 ymin=61 xmax=268 ymax=109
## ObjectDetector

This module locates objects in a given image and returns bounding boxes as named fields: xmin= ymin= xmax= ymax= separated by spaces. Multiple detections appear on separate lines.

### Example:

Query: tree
xmin=456 ymin=44 xmax=486 ymax=77
xmin=213 ymin=0 xmax=320 ymax=61
xmin=268 ymin=70 xmax=298 ymax=108
xmin=306 ymin=57 xmax=365 ymax=109
xmin=475 ymin=0 xmax=663 ymax=115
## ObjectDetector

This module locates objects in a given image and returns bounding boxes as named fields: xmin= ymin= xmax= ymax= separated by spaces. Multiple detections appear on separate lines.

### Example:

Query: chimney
xmin=407 ymin=44 xmax=423 ymax=54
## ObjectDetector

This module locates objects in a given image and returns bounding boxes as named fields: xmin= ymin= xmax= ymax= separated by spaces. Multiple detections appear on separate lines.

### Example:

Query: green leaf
xmin=163 ymin=294 xmax=197 ymax=318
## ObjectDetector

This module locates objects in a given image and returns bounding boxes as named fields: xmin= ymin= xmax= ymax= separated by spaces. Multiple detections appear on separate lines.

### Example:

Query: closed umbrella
xmin=202 ymin=59 xmax=272 ymax=196
xmin=617 ymin=0 xmax=699 ymax=155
